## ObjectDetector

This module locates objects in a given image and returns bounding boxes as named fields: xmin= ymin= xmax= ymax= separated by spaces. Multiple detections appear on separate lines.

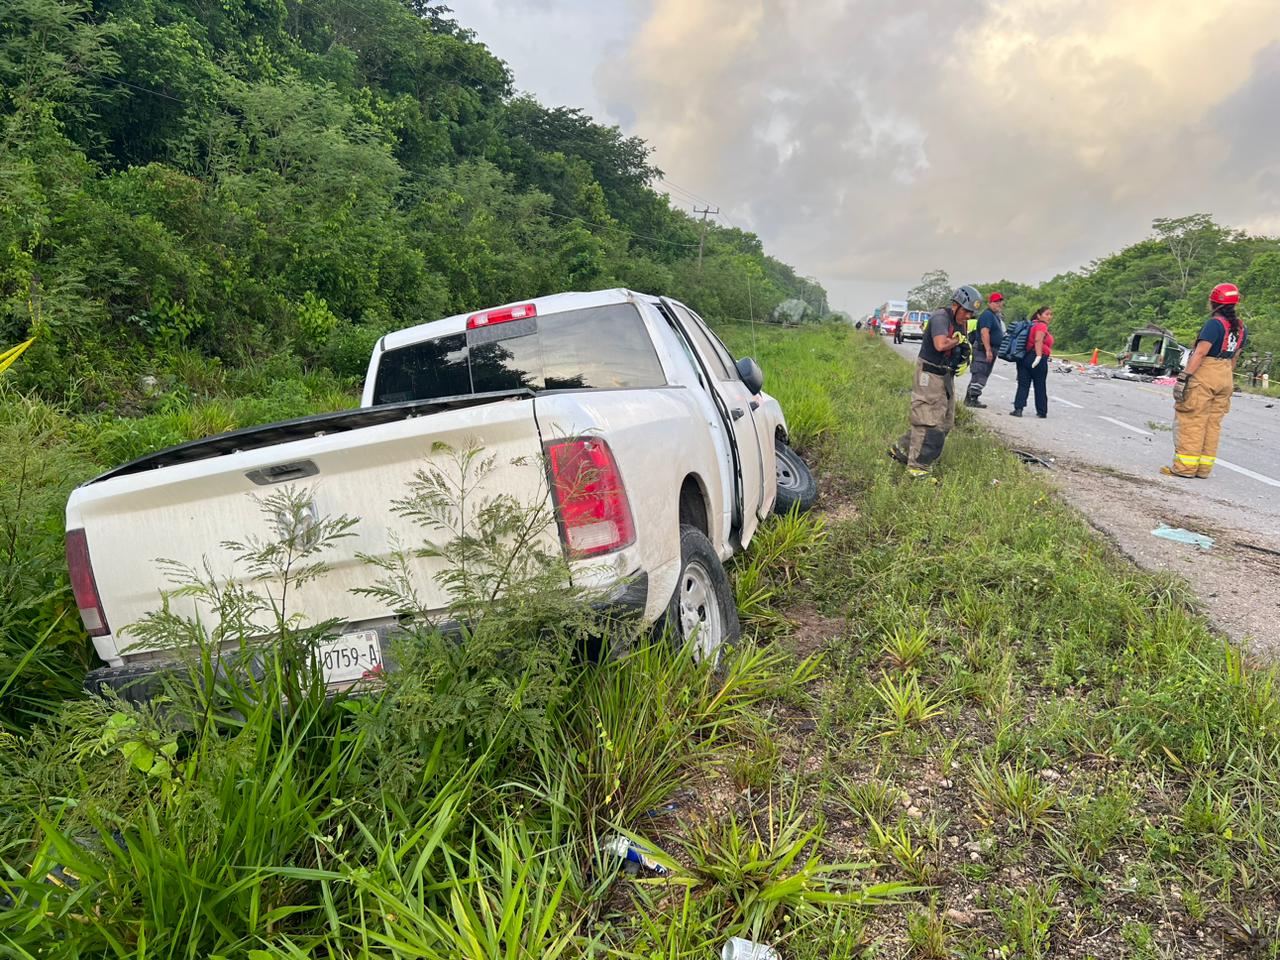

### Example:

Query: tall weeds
xmin=0 ymin=442 xmax=830 ymax=956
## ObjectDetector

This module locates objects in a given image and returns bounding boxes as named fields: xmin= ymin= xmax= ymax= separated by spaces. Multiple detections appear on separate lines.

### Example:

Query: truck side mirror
xmin=736 ymin=357 xmax=764 ymax=395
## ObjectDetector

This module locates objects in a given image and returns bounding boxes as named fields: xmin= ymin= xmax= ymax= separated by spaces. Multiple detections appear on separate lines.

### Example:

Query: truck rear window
xmin=372 ymin=303 xmax=665 ymax=404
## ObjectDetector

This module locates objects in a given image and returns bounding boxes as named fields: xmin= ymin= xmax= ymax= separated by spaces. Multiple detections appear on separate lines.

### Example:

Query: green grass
xmin=718 ymin=322 xmax=1280 ymax=955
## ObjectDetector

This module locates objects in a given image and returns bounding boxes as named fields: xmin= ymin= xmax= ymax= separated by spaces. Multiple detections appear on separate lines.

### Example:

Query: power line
xmin=543 ymin=210 xmax=700 ymax=248
xmin=658 ymin=176 xmax=715 ymax=208
xmin=656 ymin=179 xmax=705 ymax=207
xmin=659 ymin=176 xmax=747 ymax=232
xmin=95 ymin=73 xmax=187 ymax=104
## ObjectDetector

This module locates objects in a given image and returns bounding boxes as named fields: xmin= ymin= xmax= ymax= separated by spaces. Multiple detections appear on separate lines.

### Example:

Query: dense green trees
xmin=0 ymin=0 xmax=823 ymax=412
xmin=977 ymin=216 xmax=1280 ymax=358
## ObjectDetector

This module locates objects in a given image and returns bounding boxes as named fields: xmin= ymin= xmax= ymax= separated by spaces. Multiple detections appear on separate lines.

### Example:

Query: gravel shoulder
xmin=992 ymin=440 xmax=1280 ymax=660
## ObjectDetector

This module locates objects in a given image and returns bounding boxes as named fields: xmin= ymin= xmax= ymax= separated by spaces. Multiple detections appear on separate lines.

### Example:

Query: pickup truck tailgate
xmin=69 ymin=396 xmax=554 ymax=661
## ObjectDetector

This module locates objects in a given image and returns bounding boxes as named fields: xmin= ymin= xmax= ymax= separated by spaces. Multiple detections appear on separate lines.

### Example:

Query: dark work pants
xmin=967 ymin=355 xmax=994 ymax=402
xmin=1013 ymin=354 xmax=1049 ymax=416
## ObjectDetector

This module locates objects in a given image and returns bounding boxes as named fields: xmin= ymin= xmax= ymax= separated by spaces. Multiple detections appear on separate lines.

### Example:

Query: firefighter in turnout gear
xmin=890 ymin=285 xmax=981 ymax=480
xmin=1163 ymin=283 xmax=1247 ymax=479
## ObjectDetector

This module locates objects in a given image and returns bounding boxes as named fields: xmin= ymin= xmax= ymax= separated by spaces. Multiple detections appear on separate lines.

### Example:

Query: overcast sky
xmin=454 ymin=0 xmax=1280 ymax=313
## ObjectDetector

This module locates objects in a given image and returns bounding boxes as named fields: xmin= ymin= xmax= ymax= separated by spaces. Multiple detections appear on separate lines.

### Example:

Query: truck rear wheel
xmin=661 ymin=524 xmax=740 ymax=667
xmin=773 ymin=438 xmax=818 ymax=514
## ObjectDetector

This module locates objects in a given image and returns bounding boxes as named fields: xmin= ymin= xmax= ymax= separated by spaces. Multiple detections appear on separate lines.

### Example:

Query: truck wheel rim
xmin=776 ymin=449 xmax=802 ymax=490
xmin=679 ymin=560 xmax=722 ymax=662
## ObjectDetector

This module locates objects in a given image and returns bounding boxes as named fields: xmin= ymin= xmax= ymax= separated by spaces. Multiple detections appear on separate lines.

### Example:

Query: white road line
xmin=1054 ymin=397 xmax=1084 ymax=409
xmin=1216 ymin=459 xmax=1280 ymax=488
xmin=991 ymin=373 xmax=1010 ymax=381
xmin=1098 ymin=415 xmax=1153 ymax=436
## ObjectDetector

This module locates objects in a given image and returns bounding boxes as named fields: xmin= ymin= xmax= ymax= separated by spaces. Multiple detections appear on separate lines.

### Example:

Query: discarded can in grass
xmin=604 ymin=835 xmax=669 ymax=875
xmin=721 ymin=937 xmax=782 ymax=960
xmin=640 ymin=802 xmax=678 ymax=818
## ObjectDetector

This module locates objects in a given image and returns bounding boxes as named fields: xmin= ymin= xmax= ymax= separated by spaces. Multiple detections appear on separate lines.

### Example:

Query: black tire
xmin=659 ymin=524 xmax=740 ymax=667
xmin=773 ymin=438 xmax=818 ymax=515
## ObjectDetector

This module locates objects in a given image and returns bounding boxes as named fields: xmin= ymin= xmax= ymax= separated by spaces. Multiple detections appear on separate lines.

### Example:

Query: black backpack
xmin=998 ymin=320 xmax=1032 ymax=362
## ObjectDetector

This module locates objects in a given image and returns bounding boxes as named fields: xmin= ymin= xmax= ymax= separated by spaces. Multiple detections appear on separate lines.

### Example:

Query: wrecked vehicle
xmin=1118 ymin=325 xmax=1189 ymax=377
xmin=68 ymin=290 xmax=818 ymax=700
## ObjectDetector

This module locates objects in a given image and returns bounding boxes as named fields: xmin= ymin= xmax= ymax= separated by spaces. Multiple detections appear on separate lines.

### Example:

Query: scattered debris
xmin=1012 ymin=450 xmax=1055 ymax=469
xmin=722 ymin=937 xmax=782 ymax=960
xmin=990 ymin=478 xmax=1001 ymax=487
xmin=640 ymin=803 xmax=679 ymax=819
xmin=1151 ymin=524 xmax=1214 ymax=550
xmin=604 ymin=835 xmax=669 ymax=875
xmin=1152 ymin=376 xmax=1178 ymax=386
xmin=945 ymin=908 xmax=976 ymax=925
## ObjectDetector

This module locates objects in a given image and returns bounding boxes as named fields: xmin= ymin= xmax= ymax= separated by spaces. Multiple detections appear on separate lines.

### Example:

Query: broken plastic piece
xmin=723 ymin=937 xmax=783 ymax=960
xmin=1151 ymin=524 xmax=1214 ymax=550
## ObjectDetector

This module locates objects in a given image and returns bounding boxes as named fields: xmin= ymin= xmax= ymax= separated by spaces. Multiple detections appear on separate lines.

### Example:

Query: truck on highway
xmin=877 ymin=300 xmax=908 ymax=337
xmin=67 ymin=290 xmax=818 ymax=700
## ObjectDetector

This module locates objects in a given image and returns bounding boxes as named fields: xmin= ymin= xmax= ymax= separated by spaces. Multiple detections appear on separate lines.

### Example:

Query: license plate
xmin=316 ymin=630 xmax=383 ymax=685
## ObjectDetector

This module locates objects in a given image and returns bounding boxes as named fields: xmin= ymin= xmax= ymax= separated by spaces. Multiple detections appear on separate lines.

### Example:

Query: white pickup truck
xmin=67 ymin=289 xmax=817 ymax=699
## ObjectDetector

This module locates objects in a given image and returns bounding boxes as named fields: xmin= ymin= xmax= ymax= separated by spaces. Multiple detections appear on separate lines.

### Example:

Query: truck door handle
xmin=749 ymin=400 xmax=760 ymax=411
xmin=246 ymin=460 xmax=320 ymax=485
xmin=730 ymin=407 xmax=745 ymax=421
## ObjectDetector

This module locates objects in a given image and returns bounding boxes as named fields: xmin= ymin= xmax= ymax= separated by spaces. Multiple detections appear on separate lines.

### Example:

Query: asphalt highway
xmin=888 ymin=338 xmax=1280 ymax=540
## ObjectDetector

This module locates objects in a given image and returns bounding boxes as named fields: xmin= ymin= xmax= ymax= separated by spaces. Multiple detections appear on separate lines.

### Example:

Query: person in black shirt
xmin=890 ymin=285 xmax=982 ymax=480
xmin=965 ymin=292 xmax=1005 ymax=407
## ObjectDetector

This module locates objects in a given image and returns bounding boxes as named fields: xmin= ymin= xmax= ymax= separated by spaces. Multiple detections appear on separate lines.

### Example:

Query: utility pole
xmin=694 ymin=205 xmax=719 ymax=272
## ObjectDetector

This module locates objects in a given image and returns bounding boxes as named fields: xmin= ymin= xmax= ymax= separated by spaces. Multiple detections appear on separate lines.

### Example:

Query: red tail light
xmin=66 ymin=528 xmax=110 ymax=637
xmin=467 ymin=303 xmax=537 ymax=329
xmin=547 ymin=438 xmax=635 ymax=557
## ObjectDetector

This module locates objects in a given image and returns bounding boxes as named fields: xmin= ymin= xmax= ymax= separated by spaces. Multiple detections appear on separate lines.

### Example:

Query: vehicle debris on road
xmin=1012 ymin=450 xmax=1055 ymax=468
xmin=1151 ymin=524 xmax=1215 ymax=550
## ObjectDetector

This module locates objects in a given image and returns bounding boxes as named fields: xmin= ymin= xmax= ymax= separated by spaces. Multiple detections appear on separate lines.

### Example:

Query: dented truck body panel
xmin=68 ymin=288 xmax=788 ymax=674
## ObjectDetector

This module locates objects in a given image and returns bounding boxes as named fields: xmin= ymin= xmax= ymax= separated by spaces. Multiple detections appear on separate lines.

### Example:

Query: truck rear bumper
xmin=84 ymin=573 xmax=649 ymax=704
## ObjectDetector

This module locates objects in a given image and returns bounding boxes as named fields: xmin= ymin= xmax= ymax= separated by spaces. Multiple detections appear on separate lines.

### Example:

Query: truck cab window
xmin=371 ymin=333 xmax=470 ymax=404
xmin=675 ymin=306 xmax=737 ymax=382
xmin=372 ymin=303 xmax=666 ymax=404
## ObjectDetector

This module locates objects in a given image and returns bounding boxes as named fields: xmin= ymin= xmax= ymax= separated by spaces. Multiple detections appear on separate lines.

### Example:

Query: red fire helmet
xmin=1209 ymin=282 xmax=1240 ymax=305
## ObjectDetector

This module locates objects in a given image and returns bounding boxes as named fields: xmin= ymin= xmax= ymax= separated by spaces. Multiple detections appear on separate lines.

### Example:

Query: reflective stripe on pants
xmin=1171 ymin=358 xmax=1233 ymax=477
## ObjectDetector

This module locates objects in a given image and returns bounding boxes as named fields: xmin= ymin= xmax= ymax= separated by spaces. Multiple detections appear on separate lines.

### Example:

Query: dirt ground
xmin=1010 ymin=453 xmax=1280 ymax=662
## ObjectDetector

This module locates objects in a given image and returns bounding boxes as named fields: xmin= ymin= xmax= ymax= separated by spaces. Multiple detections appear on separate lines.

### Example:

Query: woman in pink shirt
xmin=1012 ymin=306 xmax=1054 ymax=418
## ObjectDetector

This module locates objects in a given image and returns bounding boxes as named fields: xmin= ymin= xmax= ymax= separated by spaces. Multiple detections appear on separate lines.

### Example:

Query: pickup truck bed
xmin=69 ymin=288 xmax=814 ymax=697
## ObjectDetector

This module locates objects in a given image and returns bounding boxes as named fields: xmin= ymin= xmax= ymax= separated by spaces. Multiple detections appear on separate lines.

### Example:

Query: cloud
xmin=596 ymin=0 xmax=1280 ymax=308
xmin=452 ymin=0 xmax=639 ymax=125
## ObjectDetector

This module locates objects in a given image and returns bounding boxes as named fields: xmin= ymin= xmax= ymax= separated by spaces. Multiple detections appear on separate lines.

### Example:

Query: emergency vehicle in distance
xmin=876 ymin=300 xmax=908 ymax=337
xmin=900 ymin=310 xmax=928 ymax=341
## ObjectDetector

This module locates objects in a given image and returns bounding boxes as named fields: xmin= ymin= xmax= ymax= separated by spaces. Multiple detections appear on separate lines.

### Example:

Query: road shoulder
xmin=994 ymin=442 xmax=1280 ymax=660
